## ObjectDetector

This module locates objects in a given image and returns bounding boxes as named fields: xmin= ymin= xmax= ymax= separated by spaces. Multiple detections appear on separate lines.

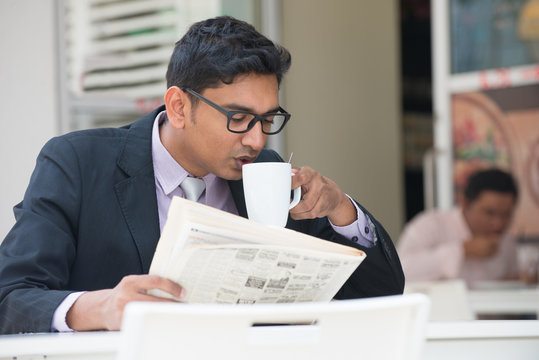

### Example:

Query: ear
xmin=164 ymin=86 xmax=190 ymax=129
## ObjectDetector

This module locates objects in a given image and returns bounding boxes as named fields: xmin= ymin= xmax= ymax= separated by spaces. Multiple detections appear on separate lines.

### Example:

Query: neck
xmin=159 ymin=121 xmax=207 ymax=177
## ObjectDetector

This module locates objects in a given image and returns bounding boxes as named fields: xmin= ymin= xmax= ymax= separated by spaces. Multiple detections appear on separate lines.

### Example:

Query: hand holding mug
xmin=289 ymin=166 xmax=357 ymax=226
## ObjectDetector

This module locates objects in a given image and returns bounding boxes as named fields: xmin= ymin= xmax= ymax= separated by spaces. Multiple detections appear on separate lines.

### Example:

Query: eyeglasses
xmin=183 ymin=88 xmax=291 ymax=135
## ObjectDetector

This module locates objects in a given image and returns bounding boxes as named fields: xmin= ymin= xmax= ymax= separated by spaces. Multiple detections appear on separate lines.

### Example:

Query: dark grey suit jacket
xmin=0 ymin=106 xmax=404 ymax=334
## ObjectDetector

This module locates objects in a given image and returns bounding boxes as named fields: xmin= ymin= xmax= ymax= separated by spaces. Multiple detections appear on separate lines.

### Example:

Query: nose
xmin=241 ymin=121 xmax=267 ymax=151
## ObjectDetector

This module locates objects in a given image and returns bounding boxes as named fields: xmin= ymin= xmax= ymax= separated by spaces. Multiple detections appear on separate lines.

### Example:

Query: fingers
xmin=290 ymin=166 xmax=317 ymax=214
xmin=487 ymin=238 xmax=500 ymax=256
xmin=106 ymin=275 xmax=185 ymax=330
xmin=67 ymin=275 xmax=185 ymax=331
xmin=465 ymin=236 xmax=500 ymax=258
xmin=290 ymin=166 xmax=341 ymax=220
xmin=291 ymin=190 xmax=325 ymax=219
xmin=291 ymin=166 xmax=306 ymax=189
xmin=124 ymin=274 xmax=185 ymax=299
xmin=481 ymin=236 xmax=499 ymax=257
xmin=127 ymin=291 xmax=182 ymax=303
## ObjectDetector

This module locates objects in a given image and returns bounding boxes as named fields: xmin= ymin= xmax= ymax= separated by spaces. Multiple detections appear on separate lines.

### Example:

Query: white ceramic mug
xmin=242 ymin=162 xmax=301 ymax=227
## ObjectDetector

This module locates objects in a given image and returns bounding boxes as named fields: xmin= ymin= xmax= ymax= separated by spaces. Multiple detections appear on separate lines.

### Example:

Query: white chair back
xmin=117 ymin=294 xmax=430 ymax=360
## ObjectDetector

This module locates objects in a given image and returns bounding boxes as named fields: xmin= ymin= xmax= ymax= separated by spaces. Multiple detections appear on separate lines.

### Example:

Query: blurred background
xmin=1 ymin=0 xmax=538 ymax=245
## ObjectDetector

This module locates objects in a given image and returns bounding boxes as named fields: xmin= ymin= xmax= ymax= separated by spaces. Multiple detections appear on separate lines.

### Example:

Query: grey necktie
xmin=180 ymin=177 xmax=206 ymax=202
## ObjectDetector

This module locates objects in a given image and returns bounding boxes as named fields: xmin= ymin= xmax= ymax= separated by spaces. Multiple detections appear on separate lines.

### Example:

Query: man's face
xmin=175 ymin=73 xmax=279 ymax=180
xmin=462 ymin=190 xmax=517 ymax=236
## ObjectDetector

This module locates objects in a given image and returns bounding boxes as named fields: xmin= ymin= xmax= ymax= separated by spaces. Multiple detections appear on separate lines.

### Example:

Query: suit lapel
xmin=114 ymin=107 xmax=164 ymax=273
xmin=228 ymin=179 xmax=247 ymax=218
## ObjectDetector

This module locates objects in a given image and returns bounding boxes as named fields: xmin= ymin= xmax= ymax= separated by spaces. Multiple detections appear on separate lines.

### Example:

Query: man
xmin=397 ymin=168 xmax=519 ymax=287
xmin=0 ymin=16 xmax=403 ymax=334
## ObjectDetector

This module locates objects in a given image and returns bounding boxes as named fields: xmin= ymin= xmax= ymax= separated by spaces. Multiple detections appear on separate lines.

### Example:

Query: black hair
xmin=166 ymin=16 xmax=291 ymax=96
xmin=464 ymin=168 xmax=518 ymax=203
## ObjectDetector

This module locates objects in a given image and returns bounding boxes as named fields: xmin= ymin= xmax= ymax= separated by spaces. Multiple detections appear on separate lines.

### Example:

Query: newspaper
xmin=149 ymin=197 xmax=366 ymax=304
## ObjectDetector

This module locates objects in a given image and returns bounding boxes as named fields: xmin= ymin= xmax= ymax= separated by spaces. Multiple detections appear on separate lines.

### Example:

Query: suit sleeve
xmin=0 ymin=137 xmax=81 ymax=334
xmin=341 ymin=203 xmax=405 ymax=297
xmin=289 ymin=205 xmax=404 ymax=299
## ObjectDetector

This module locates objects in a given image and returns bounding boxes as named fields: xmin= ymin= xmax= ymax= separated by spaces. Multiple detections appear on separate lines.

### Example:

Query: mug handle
xmin=289 ymin=186 xmax=301 ymax=209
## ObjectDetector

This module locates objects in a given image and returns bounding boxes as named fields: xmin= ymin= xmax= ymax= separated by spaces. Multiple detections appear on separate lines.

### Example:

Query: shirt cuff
xmin=329 ymin=194 xmax=375 ymax=248
xmin=51 ymin=291 xmax=86 ymax=332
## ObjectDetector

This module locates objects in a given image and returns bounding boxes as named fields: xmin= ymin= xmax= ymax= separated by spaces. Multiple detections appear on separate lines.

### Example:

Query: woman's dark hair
xmin=166 ymin=16 xmax=291 ymax=96
xmin=464 ymin=168 xmax=518 ymax=203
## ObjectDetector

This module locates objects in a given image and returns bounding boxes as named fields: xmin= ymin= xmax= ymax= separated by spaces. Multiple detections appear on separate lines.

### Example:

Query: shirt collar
xmin=151 ymin=111 xmax=218 ymax=196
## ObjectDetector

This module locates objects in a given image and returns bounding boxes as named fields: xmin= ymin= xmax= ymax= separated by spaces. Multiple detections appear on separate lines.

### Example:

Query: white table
xmin=468 ymin=288 xmax=539 ymax=317
xmin=1 ymin=321 xmax=539 ymax=360
xmin=0 ymin=331 xmax=119 ymax=360
xmin=424 ymin=321 xmax=539 ymax=360
xmin=406 ymin=280 xmax=539 ymax=320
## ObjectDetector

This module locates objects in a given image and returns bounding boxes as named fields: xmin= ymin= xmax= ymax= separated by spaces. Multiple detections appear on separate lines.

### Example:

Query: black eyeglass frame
xmin=183 ymin=88 xmax=291 ymax=135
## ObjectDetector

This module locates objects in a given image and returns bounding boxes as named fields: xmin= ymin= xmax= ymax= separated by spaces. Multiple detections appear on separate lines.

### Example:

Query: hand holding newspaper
xmin=149 ymin=197 xmax=366 ymax=304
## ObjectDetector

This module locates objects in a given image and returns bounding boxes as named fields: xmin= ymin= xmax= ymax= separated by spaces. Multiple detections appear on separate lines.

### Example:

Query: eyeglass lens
xmin=229 ymin=113 xmax=287 ymax=134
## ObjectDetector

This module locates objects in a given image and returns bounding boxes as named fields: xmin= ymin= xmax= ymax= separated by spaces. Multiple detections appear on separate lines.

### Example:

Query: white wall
xmin=0 ymin=0 xmax=58 ymax=239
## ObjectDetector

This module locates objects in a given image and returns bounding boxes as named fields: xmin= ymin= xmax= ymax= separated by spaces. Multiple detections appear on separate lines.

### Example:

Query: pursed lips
xmin=235 ymin=156 xmax=256 ymax=168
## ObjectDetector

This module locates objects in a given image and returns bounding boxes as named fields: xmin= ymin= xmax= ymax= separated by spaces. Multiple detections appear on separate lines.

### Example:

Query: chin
xmin=220 ymin=168 xmax=243 ymax=181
